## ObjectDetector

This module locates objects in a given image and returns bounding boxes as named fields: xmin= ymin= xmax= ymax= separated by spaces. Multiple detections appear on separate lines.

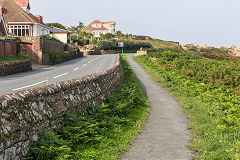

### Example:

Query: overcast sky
xmin=31 ymin=0 xmax=240 ymax=47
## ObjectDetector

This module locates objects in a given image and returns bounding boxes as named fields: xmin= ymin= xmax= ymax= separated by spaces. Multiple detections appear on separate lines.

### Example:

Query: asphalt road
xmin=0 ymin=54 xmax=118 ymax=96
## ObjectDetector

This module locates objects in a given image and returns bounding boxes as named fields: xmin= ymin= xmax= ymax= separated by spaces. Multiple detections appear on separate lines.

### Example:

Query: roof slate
xmin=50 ymin=26 xmax=68 ymax=33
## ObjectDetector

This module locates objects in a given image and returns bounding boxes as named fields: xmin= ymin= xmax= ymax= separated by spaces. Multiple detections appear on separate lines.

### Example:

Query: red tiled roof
xmin=91 ymin=19 xmax=101 ymax=23
xmin=92 ymin=27 xmax=108 ymax=30
xmin=82 ymin=26 xmax=108 ymax=31
xmin=102 ymin=21 xmax=115 ymax=24
xmin=13 ymin=0 xmax=29 ymax=8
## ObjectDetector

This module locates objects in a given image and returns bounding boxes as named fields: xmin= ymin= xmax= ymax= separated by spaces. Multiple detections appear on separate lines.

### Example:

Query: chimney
xmin=34 ymin=15 xmax=43 ymax=23
xmin=0 ymin=6 xmax=6 ymax=15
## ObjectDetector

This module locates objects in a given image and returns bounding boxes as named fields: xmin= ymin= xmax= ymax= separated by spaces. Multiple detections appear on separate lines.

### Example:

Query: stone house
xmin=82 ymin=20 xmax=116 ymax=37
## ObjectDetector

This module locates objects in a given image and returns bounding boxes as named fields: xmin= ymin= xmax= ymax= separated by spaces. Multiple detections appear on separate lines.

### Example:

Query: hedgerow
xmin=96 ymin=40 xmax=152 ymax=51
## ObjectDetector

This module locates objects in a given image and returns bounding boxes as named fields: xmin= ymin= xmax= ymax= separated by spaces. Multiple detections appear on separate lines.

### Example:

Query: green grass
xmin=134 ymin=53 xmax=240 ymax=160
xmin=0 ymin=56 xmax=29 ymax=63
xmin=25 ymin=57 xmax=150 ymax=160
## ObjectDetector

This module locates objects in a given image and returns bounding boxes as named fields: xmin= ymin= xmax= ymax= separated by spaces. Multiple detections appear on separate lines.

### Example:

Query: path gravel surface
xmin=122 ymin=54 xmax=192 ymax=160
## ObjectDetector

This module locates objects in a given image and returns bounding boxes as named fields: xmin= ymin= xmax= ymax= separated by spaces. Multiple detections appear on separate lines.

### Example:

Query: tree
xmin=102 ymin=33 xmax=115 ymax=40
xmin=78 ymin=21 xmax=84 ymax=30
xmin=47 ymin=23 xmax=66 ymax=30
xmin=115 ymin=31 xmax=124 ymax=38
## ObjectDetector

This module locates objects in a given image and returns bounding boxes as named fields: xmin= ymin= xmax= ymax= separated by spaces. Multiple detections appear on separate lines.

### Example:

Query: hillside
xmin=134 ymin=47 xmax=240 ymax=159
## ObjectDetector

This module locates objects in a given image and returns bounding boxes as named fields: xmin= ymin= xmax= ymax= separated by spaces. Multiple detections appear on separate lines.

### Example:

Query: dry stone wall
xmin=0 ymin=60 xmax=32 ymax=77
xmin=0 ymin=55 xmax=123 ymax=160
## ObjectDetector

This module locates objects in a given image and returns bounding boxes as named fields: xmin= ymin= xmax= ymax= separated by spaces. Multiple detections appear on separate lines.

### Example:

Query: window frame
xmin=8 ymin=25 xmax=30 ymax=36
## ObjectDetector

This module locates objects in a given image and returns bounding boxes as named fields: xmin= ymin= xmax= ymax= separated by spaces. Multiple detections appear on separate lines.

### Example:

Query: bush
xmin=40 ymin=35 xmax=60 ymax=42
xmin=96 ymin=40 xmax=152 ymax=51
xmin=48 ymin=51 xmax=82 ymax=65
xmin=96 ymin=41 xmax=117 ymax=50
xmin=79 ymin=39 xmax=89 ymax=46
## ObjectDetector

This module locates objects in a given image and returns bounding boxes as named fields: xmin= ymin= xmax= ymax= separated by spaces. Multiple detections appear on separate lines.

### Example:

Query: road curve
xmin=0 ymin=54 xmax=118 ymax=96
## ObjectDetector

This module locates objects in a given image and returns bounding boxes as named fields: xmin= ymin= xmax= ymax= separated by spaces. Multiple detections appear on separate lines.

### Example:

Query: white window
xmin=8 ymin=25 xmax=30 ymax=36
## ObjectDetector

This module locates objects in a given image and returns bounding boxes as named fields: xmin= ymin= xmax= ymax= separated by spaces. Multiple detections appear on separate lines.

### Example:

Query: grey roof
xmin=50 ymin=27 xmax=68 ymax=33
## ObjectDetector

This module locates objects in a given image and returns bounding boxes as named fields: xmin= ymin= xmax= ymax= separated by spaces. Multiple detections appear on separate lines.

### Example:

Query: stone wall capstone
xmin=0 ymin=55 xmax=123 ymax=160
xmin=0 ymin=60 xmax=32 ymax=77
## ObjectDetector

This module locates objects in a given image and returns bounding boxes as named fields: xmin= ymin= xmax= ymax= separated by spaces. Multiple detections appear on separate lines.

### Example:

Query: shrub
xmin=40 ymin=35 xmax=60 ymax=42
xmin=96 ymin=40 xmax=152 ymax=51
xmin=79 ymin=39 xmax=89 ymax=46
xmin=96 ymin=41 xmax=117 ymax=50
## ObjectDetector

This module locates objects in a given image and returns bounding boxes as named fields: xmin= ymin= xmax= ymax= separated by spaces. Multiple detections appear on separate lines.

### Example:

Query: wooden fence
xmin=0 ymin=39 xmax=17 ymax=57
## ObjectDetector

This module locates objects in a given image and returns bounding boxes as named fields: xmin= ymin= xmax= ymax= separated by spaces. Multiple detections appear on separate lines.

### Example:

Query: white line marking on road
xmin=53 ymin=72 xmax=68 ymax=79
xmin=82 ymin=64 xmax=87 ymax=67
xmin=88 ymin=61 xmax=91 ymax=64
xmin=74 ymin=67 xmax=79 ymax=71
xmin=13 ymin=80 xmax=47 ymax=91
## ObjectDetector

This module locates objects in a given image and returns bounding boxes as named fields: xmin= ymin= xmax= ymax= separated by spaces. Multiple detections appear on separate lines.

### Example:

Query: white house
xmin=82 ymin=20 xmax=116 ymax=37
xmin=49 ymin=26 xmax=69 ymax=43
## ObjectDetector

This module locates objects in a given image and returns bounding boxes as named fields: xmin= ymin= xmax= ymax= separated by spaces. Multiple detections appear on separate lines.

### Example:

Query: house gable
xmin=13 ymin=0 xmax=30 ymax=12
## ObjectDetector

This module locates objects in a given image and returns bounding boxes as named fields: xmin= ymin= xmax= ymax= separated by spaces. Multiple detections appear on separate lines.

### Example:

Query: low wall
xmin=135 ymin=51 xmax=148 ymax=56
xmin=0 ymin=60 xmax=32 ymax=77
xmin=0 ymin=39 xmax=17 ymax=57
xmin=0 ymin=55 xmax=123 ymax=159
xmin=82 ymin=48 xmax=102 ymax=56
xmin=19 ymin=37 xmax=64 ymax=64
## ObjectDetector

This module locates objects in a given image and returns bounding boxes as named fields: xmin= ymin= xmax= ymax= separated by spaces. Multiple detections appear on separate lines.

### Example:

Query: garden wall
xmin=19 ymin=37 xmax=64 ymax=64
xmin=0 ymin=39 xmax=17 ymax=57
xmin=0 ymin=55 xmax=123 ymax=160
xmin=0 ymin=60 xmax=32 ymax=77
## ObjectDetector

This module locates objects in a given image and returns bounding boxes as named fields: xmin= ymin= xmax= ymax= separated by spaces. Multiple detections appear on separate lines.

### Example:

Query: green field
xmin=25 ymin=57 xmax=150 ymax=160
xmin=134 ymin=50 xmax=240 ymax=159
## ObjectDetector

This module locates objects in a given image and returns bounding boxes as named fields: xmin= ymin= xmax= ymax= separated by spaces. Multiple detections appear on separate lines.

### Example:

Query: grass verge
xmin=25 ymin=57 xmax=150 ymax=160
xmin=134 ymin=54 xmax=240 ymax=160
xmin=0 ymin=56 xmax=29 ymax=63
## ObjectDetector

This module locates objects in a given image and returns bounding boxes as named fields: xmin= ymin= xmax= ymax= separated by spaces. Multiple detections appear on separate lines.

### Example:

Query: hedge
xmin=96 ymin=40 xmax=152 ymax=51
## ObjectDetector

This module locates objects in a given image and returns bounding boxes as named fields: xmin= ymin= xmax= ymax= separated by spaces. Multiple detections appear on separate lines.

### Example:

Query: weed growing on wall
xmin=25 ymin=57 xmax=149 ymax=160
xmin=134 ymin=51 xmax=240 ymax=160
